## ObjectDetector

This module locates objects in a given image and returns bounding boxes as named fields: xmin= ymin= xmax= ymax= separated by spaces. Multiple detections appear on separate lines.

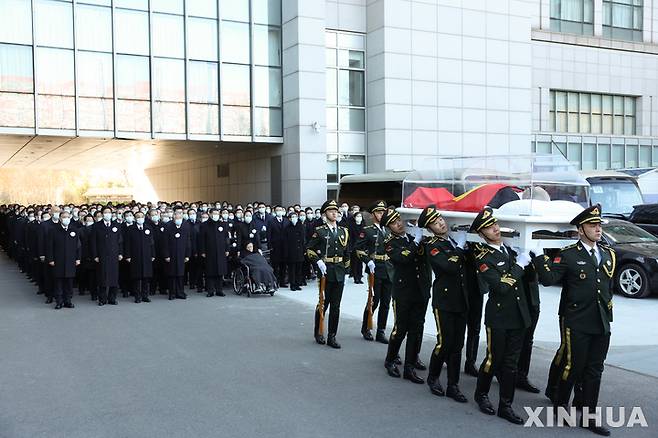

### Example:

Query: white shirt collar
xmin=580 ymin=240 xmax=598 ymax=254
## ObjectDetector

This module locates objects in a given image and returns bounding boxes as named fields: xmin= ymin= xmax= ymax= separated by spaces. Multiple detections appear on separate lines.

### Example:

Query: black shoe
xmin=414 ymin=358 xmax=427 ymax=371
xmin=375 ymin=330 xmax=389 ymax=344
xmin=176 ymin=294 xmax=187 ymax=299
xmin=108 ymin=299 xmax=118 ymax=305
xmin=446 ymin=384 xmax=468 ymax=403
xmin=362 ymin=330 xmax=374 ymax=341
xmin=385 ymin=361 xmax=401 ymax=378
xmin=315 ymin=335 xmax=326 ymax=345
xmin=281 ymin=283 xmax=289 ymax=288
xmin=474 ymin=393 xmax=496 ymax=415
xmin=54 ymin=303 xmax=63 ymax=309
xmin=37 ymin=290 xmax=44 ymax=295
xmin=301 ymin=281 xmax=307 ymax=286
xmin=517 ymin=377 xmax=541 ymax=393
xmin=197 ymin=288 xmax=203 ymax=293
xmin=45 ymin=297 xmax=53 ymax=304
xmin=142 ymin=297 xmax=151 ymax=303
xmin=427 ymin=376 xmax=445 ymax=396
xmin=168 ymin=296 xmax=175 ymax=300
xmin=354 ymin=280 xmax=363 ymax=284
xmin=98 ymin=301 xmax=105 ymax=306
xmin=134 ymin=298 xmax=141 ymax=303
xmin=64 ymin=302 xmax=74 ymax=309
xmin=91 ymin=295 xmax=97 ymax=301
xmin=217 ymin=290 xmax=225 ymax=297
xmin=206 ymin=292 xmax=214 ymax=297
xmin=464 ymin=362 xmax=479 ymax=377
xmin=582 ymin=420 xmax=611 ymax=436
xmin=394 ymin=355 xmax=402 ymax=366
xmin=497 ymin=404 xmax=524 ymax=425
xmin=403 ymin=365 xmax=424 ymax=384
xmin=122 ymin=292 xmax=130 ymax=298
xmin=327 ymin=335 xmax=341 ymax=349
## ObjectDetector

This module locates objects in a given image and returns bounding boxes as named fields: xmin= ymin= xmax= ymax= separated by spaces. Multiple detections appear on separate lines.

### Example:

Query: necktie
xmin=590 ymin=248 xmax=598 ymax=265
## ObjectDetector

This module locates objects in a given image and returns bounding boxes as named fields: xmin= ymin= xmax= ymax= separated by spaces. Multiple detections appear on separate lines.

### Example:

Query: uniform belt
xmin=372 ymin=254 xmax=389 ymax=261
xmin=323 ymin=256 xmax=343 ymax=263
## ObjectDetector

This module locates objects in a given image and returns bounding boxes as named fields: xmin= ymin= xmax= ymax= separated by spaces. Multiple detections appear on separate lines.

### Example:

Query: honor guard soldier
xmin=533 ymin=204 xmax=614 ymax=436
xmin=471 ymin=207 xmax=531 ymax=425
xmin=306 ymin=200 xmax=350 ymax=349
xmin=381 ymin=208 xmax=431 ymax=384
xmin=355 ymin=200 xmax=393 ymax=343
xmin=418 ymin=206 xmax=469 ymax=403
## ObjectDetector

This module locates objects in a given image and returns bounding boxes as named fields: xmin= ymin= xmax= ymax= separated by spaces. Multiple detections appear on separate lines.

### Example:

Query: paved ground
xmin=0 ymin=253 xmax=656 ymax=438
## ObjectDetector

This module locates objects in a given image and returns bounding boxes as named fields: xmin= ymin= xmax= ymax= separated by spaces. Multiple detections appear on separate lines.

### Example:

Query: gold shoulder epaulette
xmin=561 ymin=242 xmax=578 ymax=251
xmin=384 ymin=234 xmax=394 ymax=244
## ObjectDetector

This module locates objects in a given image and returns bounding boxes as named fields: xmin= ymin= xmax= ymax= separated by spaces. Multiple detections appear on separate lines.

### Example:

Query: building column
xmin=281 ymin=0 xmax=327 ymax=206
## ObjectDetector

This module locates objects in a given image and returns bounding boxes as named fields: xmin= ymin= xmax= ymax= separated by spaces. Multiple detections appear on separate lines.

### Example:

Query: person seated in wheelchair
xmin=239 ymin=242 xmax=277 ymax=292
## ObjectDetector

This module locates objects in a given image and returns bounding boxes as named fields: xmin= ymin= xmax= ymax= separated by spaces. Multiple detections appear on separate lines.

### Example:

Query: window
xmin=254 ymin=67 xmax=281 ymax=108
xmin=114 ymin=0 xmax=147 ymax=10
xmin=253 ymin=26 xmax=281 ymax=67
xmin=77 ymin=52 xmax=113 ymax=98
xmin=326 ymin=30 xmax=366 ymax=183
xmin=153 ymin=58 xmax=185 ymax=102
xmin=76 ymin=4 xmax=112 ymax=52
xmin=0 ymin=44 xmax=33 ymax=93
xmin=187 ymin=0 xmax=217 ymax=18
xmin=36 ymin=48 xmax=74 ymax=96
xmin=253 ymin=0 xmax=281 ymax=25
xmin=152 ymin=13 xmax=184 ymax=58
xmin=34 ymin=0 xmax=73 ymax=48
xmin=603 ymin=0 xmax=643 ymax=42
xmin=221 ymin=21 xmax=250 ymax=64
xmin=114 ymin=9 xmax=150 ymax=56
xmin=0 ymin=0 xmax=32 ymax=45
xmin=188 ymin=61 xmax=218 ymax=104
xmin=222 ymin=0 xmax=250 ymax=22
xmin=116 ymin=55 xmax=150 ymax=100
xmin=152 ymin=0 xmax=183 ymax=15
xmin=221 ymin=64 xmax=250 ymax=106
xmin=550 ymin=0 xmax=594 ymax=35
xmin=188 ymin=18 xmax=218 ymax=61
xmin=549 ymin=90 xmax=635 ymax=135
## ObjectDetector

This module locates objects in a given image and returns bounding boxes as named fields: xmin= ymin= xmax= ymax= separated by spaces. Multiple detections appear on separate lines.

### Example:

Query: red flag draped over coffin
xmin=403 ymin=183 xmax=516 ymax=212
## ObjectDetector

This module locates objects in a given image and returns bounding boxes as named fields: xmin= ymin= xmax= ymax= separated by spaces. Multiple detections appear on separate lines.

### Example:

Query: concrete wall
xmin=365 ymin=0 xmax=535 ymax=173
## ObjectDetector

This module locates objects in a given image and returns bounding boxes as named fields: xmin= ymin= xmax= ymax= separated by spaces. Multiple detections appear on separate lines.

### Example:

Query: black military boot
xmin=497 ymin=371 xmax=524 ymax=424
xmin=64 ymin=302 xmax=74 ymax=309
xmin=45 ymin=297 xmax=53 ymax=304
xmin=361 ymin=329 xmax=374 ymax=341
xmin=464 ymin=334 xmax=479 ymax=376
xmin=385 ymin=360 xmax=401 ymax=378
xmin=517 ymin=375 xmax=541 ymax=393
xmin=446 ymin=354 xmax=467 ymax=402
xmin=580 ymin=380 xmax=610 ymax=436
xmin=474 ymin=374 xmax=495 ymax=415
xmin=427 ymin=374 xmax=445 ymax=396
xmin=206 ymin=291 xmax=214 ymax=297
xmin=403 ymin=364 xmax=424 ymax=384
xmin=375 ymin=329 xmax=389 ymax=344
xmin=414 ymin=356 xmax=427 ymax=371
xmin=327 ymin=334 xmax=341 ymax=349
xmin=314 ymin=334 xmax=326 ymax=345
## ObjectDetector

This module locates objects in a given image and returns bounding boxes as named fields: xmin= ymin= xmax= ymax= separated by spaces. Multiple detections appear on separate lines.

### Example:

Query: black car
xmin=601 ymin=219 xmax=658 ymax=298
xmin=627 ymin=203 xmax=658 ymax=237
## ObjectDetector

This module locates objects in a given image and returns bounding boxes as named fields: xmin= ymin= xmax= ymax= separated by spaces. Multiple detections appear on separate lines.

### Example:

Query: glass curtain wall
xmin=0 ymin=0 xmax=283 ymax=141
xmin=326 ymin=30 xmax=366 ymax=193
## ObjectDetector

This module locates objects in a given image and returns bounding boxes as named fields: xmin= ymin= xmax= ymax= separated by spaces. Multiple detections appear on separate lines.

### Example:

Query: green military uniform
xmin=306 ymin=200 xmax=350 ymax=348
xmin=418 ymin=206 xmax=469 ymax=403
xmin=355 ymin=200 xmax=393 ymax=342
xmin=534 ymin=204 xmax=614 ymax=436
xmin=517 ymin=255 xmax=542 ymax=393
xmin=471 ymin=207 xmax=531 ymax=425
xmin=381 ymin=208 xmax=431 ymax=383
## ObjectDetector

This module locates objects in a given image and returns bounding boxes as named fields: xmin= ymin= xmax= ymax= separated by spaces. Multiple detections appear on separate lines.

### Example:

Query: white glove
xmin=409 ymin=225 xmax=423 ymax=244
xmin=367 ymin=260 xmax=376 ymax=273
xmin=516 ymin=251 xmax=532 ymax=268
xmin=454 ymin=231 xmax=467 ymax=249
xmin=529 ymin=245 xmax=543 ymax=258
xmin=316 ymin=259 xmax=327 ymax=276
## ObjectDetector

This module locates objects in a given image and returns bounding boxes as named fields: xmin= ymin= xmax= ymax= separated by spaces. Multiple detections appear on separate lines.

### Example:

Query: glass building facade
xmin=0 ymin=0 xmax=283 ymax=142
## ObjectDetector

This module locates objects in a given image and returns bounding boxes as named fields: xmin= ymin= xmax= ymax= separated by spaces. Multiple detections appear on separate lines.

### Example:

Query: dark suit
xmin=285 ymin=221 xmax=305 ymax=289
xmin=163 ymin=222 xmax=191 ymax=299
xmin=268 ymin=217 xmax=288 ymax=286
xmin=124 ymin=224 xmax=155 ymax=301
xmin=90 ymin=220 xmax=123 ymax=304
xmin=46 ymin=225 xmax=81 ymax=305
xmin=199 ymin=220 xmax=228 ymax=296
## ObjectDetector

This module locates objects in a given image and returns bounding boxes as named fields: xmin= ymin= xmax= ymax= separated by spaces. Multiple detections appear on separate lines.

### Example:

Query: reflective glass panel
xmin=254 ymin=107 xmax=282 ymax=136
xmin=116 ymin=55 xmax=150 ymax=100
xmin=153 ymin=13 xmax=184 ymax=58
xmin=254 ymin=66 xmax=281 ymax=107
xmin=77 ymin=51 xmax=113 ymax=97
xmin=36 ymin=48 xmax=74 ymax=95
xmin=0 ymin=0 xmax=32 ymax=45
xmin=152 ymin=0 xmax=183 ymax=15
xmin=0 ymin=44 xmax=33 ymax=93
xmin=222 ymin=106 xmax=251 ymax=136
xmin=222 ymin=0 xmax=249 ymax=22
xmin=253 ymin=0 xmax=281 ymax=25
xmin=187 ymin=0 xmax=218 ymax=18
xmin=189 ymin=103 xmax=219 ymax=134
xmin=115 ymin=0 xmax=148 ymax=10
xmin=35 ymin=0 xmax=73 ymax=48
xmin=338 ymin=108 xmax=365 ymax=131
xmin=221 ymin=64 xmax=250 ymax=106
xmin=0 ymin=92 xmax=34 ymax=127
xmin=153 ymin=58 xmax=185 ymax=102
xmin=188 ymin=61 xmax=218 ymax=104
xmin=188 ymin=18 xmax=218 ymax=61
xmin=115 ymin=9 xmax=150 ymax=55
xmin=254 ymin=26 xmax=281 ymax=66
xmin=153 ymin=101 xmax=185 ymax=133
xmin=76 ymin=4 xmax=112 ymax=52
xmin=221 ymin=21 xmax=250 ymax=64
xmin=78 ymin=97 xmax=113 ymax=131
xmin=338 ymin=70 xmax=365 ymax=106
xmin=37 ymin=94 xmax=75 ymax=129
xmin=116 ymin=99 xmax=150 ymax=132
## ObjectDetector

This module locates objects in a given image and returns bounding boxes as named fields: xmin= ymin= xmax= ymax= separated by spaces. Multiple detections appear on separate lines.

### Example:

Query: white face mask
xmin=125 ymin=216 xmax=134 ymax=224
xmin=265 ymin=208 xmax=271 ymax=214
xmin=174 ymin=218 xmax=183 ymax=226
xmin=258 ymin=207 xmax=266 ymax=214
xmin=315 ymin=213 xmax=321 ymax=219
xmin=61 ymin=218 xmax=71 ymax=226
xmin=86 ymin=221 xmax=94 ymax=227
xmin=244 ymin=216 xmax=252 ymax=224
xmin=291 ymin=217 xmax=298 ymax=226
xmin=189 ymin=214 xmax=196 ymax=221
xmin=275 ymin=210 xmax=284 ymax=218
xmin=136 ymin=218 xmax=145 ymax=225
xmin=212 ymin=214 xmax=220 ymax=222
xmin=103 ymin=213 xmax=112 ymax=222
xmin=221 ymin=213 xmax=229 ymax=220
xmin=162 ymin=216 xmax=170 ymax=223
xmin=52 ymin=212 xmax=60 ymax=221
xmin=355 ymin=216 xmax=363 ymax=224
xmin=28 ymin=216 xmax=35 ymax=222
xmin=299 ymin=215 xmax=306 ymax=222
xmin=201 ymin=217 xmax=208 ymax=223
xmin=42 ymin=215 xmax=51 ymax=222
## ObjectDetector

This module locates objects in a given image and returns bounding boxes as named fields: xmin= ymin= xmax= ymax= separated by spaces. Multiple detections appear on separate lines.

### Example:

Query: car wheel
xmin=615 ymin=263 xmax=650 ymax=298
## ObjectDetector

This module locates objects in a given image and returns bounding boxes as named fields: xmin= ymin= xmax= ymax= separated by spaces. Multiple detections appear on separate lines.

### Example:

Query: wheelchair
xmin=231 ymin=249 xmax=277 ymax=297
